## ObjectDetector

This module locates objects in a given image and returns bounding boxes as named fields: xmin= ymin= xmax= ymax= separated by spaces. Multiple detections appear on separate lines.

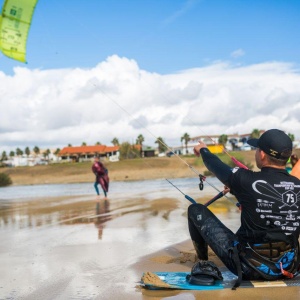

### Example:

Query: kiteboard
xmin=140 ymin=268 xmax=300 ymax=290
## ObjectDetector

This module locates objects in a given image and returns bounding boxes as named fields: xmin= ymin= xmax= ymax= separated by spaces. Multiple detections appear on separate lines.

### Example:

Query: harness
xmin=230 ymin=232 xmax=300 ymax=289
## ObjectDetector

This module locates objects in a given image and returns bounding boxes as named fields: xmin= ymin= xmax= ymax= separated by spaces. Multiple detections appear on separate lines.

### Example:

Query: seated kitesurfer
xmin=92 ymin=156 xmax=109 ymax=199
xmin=189 ymin=129 xmax=300 ymax=289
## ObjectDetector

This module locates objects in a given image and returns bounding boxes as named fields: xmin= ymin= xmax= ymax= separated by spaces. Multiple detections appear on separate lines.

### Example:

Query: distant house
xmin=189 ymin=130 xmax=266 ymax=152
xmin=177 ymin=135 xmax=224 ymax=154
xmin=190 ymin=135 xmax=220 ymax=145
xmin=142 ymin=145 xmax=155 ymax=157
xmin=3 ymin=149 xmax=61 ymax=167
xmin=59 ymin=145 xmax=119 ymax=162
xmin=132 ymin=144 xmax=155 ymax=158
xmin=226 ymin=130 xmax=265 ymax=151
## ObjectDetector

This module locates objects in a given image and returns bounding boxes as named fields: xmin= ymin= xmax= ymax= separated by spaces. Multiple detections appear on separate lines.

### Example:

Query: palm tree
xmin=288 ymin=133 xmax=295 ymax=142
xmin=136 ymin=134 xmax=144 ymax=146
xmin=16 ymin=148 xmax=23 ymax=156
xmin=82 ymin=142 xmax=87 ymax=146
xmin=25 ymin=146 xmax=30 ymax=157
xmin=33 ymin=146 xmax=40 ymax=156
xmin=111 ymin=137 xmax=119 ymax=146
xmin=155 ymin=137 xmax=167 ymax=153
xmin=181 ymin=133 xmax=191 ymax=154
xmin=54 ymin=148 xmax=61 ymax=155
xmin=136 ymin=134 xmax=144 ymax=155
xmin=9 ymin=151 xmax=15 ymax=157
xmin=68 ymin=144 xmax=72 ymax=147
xmin=250 ymin=129 xmax=261 ymax=139
xmin=24 ymin=147 xmax=30 ymax=166
xmin=1 ymin=151 xmax=7 ymax=161
xmin=95 ymin=141 xmax=102 ymax=145
xmin=44 ymin=149 xmax=51 ymax=160
xmin=218 ymin=134 xmax=228 ymax=147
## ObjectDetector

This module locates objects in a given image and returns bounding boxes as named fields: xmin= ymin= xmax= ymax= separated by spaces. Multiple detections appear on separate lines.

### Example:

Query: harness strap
xmin=280 ymin=262 xmax=294 ymax=278
xmin=291 ymin=240 xmax=300 ymax=278
xmin=229 ymin=242 xmax=242 ymax=290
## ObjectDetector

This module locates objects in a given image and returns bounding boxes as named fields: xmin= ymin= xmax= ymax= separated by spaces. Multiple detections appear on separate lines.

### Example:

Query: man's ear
xmin=260 ymin=150 xmax=267 ymax=160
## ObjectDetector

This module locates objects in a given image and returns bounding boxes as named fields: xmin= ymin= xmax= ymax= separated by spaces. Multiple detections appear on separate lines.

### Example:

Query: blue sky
xmin=1 ymin=0 xmax=300 ymax=152
xmin=1 ymin=0 xmax=300 ymax=74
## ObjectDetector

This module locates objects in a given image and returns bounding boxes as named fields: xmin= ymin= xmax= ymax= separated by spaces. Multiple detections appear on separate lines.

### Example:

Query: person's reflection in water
xmin=95 ymin=199 xmax=111 ymax=239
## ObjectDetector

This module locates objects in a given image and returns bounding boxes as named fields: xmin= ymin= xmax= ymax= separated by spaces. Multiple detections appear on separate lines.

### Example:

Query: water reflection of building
xmin=95 ymin=199 xmax=111 ymax=239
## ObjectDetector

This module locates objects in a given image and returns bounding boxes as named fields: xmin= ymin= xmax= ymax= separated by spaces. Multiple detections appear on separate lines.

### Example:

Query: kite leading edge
xmin=0 ymin=0 xmax=38 ymax=63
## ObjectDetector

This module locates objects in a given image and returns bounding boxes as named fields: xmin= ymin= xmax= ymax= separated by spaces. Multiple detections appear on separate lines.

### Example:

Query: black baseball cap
xmin=247 ymin=129 xmax=292 ymax=159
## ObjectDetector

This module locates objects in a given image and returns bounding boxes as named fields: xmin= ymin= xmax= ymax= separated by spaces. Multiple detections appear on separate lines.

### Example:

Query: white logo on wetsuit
xmin=252 ymin=180 xmax=300 ymax=232
xmin=252 ymin=180 xmax=299 ymax=209
xmin=232 ymin=167 xmax=239 ymax=174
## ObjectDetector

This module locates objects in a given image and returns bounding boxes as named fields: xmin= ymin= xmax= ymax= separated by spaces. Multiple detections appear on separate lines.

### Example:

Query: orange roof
xmin=134 ymin=144 xmax=142 ymax=151
xmin=105 ymin=145 xmax=120 ymax=152
xmin=59 ymin=145 xmax=119 ymax=155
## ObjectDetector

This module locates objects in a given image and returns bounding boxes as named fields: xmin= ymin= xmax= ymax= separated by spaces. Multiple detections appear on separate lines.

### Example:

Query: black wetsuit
xmin=188 ymin=148 xmax=300 ymax=281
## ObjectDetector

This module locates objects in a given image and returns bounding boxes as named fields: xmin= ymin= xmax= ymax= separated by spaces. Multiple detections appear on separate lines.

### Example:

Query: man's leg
xmin=94 ymin=181 xmax=100 ymax=195
xmin=188 ymin=203 xmax=239 ymax=275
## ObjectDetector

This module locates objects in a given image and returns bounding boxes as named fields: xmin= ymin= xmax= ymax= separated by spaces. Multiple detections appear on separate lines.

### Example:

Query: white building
xmin=3 ymin=150 xmax=61 ymax=167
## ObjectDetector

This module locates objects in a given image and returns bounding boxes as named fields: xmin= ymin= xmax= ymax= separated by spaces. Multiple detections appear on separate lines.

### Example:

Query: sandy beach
xmin=1 ymin=154 xmax=300 ymax=299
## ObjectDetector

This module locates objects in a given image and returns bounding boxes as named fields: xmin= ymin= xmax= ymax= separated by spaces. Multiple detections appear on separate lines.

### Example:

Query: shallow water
xmin=0 ymin=177 xmax=239 ymax=299
xmin=0 ymin=177 xmax=217 ymax=201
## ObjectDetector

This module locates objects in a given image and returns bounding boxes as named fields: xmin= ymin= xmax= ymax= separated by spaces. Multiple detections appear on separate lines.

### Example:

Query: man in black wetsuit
xmin=188 ymin=129 xmax=300 ymax=286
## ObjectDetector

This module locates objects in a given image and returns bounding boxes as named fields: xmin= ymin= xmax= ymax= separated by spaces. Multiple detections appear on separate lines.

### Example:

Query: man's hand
xmin=193 ymin=141 xmax=208 ymax=157
xmin=223 ymin=186 xmax=230 ymax=195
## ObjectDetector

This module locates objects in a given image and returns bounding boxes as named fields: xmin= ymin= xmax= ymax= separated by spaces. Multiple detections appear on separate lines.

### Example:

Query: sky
xmin=1 ymin=0 xmax=300 ymax=153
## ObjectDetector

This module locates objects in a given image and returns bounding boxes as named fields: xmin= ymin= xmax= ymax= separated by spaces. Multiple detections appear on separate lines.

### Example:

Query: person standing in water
xmin=92 ymin=156 xmax=109 ymax=199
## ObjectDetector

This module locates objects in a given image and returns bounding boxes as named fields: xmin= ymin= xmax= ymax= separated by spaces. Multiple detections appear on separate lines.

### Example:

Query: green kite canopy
xmin=0 ymin=0 xmax=38 ymax=63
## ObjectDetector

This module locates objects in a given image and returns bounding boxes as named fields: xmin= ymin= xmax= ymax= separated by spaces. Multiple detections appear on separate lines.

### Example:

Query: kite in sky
xmin=0 ymin=0 xmax=38 ymax=63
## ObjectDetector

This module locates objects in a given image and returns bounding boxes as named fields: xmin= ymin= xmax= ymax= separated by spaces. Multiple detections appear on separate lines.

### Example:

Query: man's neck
xmin=261 ymin=164 xmax=285 ymax=170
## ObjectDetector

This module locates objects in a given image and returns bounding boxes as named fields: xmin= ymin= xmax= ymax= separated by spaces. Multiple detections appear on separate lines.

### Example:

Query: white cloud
xmin=1 ymin=55 xmax=300 ymax=152
xmin=231 ymin=49 xmax=245 ymax=58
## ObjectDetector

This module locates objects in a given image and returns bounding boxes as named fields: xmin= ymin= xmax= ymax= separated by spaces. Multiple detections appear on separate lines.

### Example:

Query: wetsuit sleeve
xmin=200 ymin=148 xmax=233 ymax=186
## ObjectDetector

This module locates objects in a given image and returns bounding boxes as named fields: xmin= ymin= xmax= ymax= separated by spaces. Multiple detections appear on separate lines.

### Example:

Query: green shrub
xmin=203 ymin=170 xmax=214 ymax=177
xmin=0 ymin=173 xmax=12 ymax=187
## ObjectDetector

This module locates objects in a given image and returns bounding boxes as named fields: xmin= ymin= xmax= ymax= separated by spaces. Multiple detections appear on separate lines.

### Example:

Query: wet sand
xmin=1 ymin=180 xmax=300 ymax=300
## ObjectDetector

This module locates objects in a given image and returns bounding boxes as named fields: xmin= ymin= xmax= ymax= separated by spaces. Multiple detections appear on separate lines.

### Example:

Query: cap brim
xmin=247 ymin=138 xmax=258 ymax=148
